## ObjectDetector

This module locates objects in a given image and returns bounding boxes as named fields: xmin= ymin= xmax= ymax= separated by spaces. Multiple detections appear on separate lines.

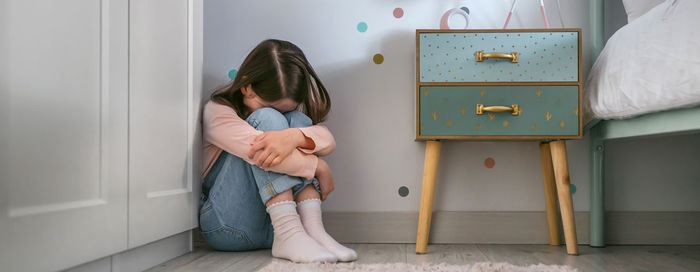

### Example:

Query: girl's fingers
xmin=248 ymin=143 xmax=263 ymax=159
xmin=248 ymin=133 xmax=268 ymax=158
xmin=256 ymin=133 xmax=264 ymax=140
xmin=321 ymin=186 xmax=333 ymax=201
xmin=269 ymin=156 xmax=283 ymax=167
xmin=254 ymin=132 xmax=266 ymax=142
xmin=257 ymin=150 xmax=272 ymax=166
xmin=249 ymin=139 xmax=269 ymax=159
xmin=262 ymin=153 xmax=277 ymax=168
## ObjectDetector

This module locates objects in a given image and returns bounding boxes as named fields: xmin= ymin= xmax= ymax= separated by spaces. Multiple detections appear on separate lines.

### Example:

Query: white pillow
xmin=584 ymin=0 xmax=700 ymax=122
xmin=621 ymin=0 xmax=665 ymax=22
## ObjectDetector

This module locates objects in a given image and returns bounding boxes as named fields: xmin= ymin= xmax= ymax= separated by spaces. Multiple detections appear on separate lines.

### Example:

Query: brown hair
xmin=210 ymin=39 xmax=331 ymax=124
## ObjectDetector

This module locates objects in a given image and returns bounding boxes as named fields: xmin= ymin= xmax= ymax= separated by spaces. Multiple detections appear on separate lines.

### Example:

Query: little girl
xmin=199 ymin=39 xmax=357 ymax=263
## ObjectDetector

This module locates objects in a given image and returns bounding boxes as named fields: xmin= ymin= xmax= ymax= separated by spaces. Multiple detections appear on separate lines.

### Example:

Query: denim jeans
xmin=199 ymin=108 xmax=321 ymax=251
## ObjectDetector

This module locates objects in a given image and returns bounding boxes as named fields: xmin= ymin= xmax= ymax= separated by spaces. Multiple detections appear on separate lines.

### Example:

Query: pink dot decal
xmin=484 ymin=158 xmax=495 ymax=168
xmin=393 ymin=8 xmax=404 ymax=18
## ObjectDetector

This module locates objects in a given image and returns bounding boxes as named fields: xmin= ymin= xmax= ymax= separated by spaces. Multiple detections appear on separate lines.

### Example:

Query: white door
xmin=0 ymin=0 xmax=129 ymax=271
xmin=128 ymin=0 xmax=202 ymax=248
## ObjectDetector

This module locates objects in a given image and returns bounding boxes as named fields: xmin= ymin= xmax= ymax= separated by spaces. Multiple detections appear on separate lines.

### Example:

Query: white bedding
xmin=583 ymin=0 xmax=700 ymax=123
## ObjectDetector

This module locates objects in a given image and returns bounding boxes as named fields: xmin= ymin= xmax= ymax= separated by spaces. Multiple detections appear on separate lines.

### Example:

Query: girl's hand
xmin=248 ymin=128 xmax=305 ymax=168
xmin=315 ymin=158 xmax=335 ymax=201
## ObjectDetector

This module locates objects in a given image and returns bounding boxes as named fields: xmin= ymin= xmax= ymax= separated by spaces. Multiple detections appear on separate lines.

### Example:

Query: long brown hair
xmin=210 ymin=39 xmax=331 ymax=124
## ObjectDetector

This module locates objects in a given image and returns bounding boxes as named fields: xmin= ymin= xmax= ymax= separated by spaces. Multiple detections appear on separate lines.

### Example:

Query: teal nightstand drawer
xmin=418 ymin=85 xmax=580 ymax=138
xmin=418 ymin=29 xmax=580 ymax=83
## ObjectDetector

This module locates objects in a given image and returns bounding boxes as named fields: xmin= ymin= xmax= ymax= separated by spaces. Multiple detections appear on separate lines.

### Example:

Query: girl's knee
xmin=246 ymin=107 xmax=289 ymax=131
xmin=284 ymin=110 xmax=312 ymax=128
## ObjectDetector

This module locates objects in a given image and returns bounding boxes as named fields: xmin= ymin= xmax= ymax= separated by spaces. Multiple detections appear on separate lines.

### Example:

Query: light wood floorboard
xmin=146 ymin=243 xmax=700 ymax=272
xmin=345 ymin=243 xmax=407 ymax=264
xmin=408 ymin=244 xmax=488 ymax=265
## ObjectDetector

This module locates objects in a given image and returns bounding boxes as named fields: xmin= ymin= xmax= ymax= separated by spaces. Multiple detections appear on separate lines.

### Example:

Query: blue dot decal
xmin=357 ymin=22 xmax=368 ymax=33
xmin=228 ymin=69 xmax=238 ymax=80
xmin=570 ymin=184 xmax=577 ymax=194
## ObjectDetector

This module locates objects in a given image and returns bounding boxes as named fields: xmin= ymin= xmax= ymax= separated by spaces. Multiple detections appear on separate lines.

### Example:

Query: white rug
xmin=258 ymin=261 xmax=578 ymax=272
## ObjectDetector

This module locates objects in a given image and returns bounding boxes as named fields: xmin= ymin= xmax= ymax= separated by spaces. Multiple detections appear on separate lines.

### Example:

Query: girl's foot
xmin=297 ymin=198 xmax=358 ymax=262
xmin=267 ymin=201 xmax=337 ymax=263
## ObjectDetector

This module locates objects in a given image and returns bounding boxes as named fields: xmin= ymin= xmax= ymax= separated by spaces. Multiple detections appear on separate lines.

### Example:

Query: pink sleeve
xmin=298 ymin=125 xmax=336 ymax=156
xmin=204 ymin=102 xmax=317 ymax=180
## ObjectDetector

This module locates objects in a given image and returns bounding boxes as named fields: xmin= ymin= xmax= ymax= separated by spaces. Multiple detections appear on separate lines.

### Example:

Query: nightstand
xmin=414 ymin=29 xmax=582 ymax=255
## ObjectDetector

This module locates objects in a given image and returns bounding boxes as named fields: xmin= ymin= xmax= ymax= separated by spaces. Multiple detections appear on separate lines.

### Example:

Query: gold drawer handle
xmin=476 ymin=104 xmax=521 ymax=116
xmin=475 ymin=50 xmax=519 ymax=63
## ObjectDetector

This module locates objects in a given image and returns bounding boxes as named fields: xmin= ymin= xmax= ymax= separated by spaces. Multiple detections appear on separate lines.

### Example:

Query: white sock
xmin=297 ymin=198 xmax=358 ymax=262
xmin=266 ymin=200 xmax=337 ymax=263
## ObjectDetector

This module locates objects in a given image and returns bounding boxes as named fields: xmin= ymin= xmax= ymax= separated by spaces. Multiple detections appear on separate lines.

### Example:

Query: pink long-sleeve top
xmin=202 ymin=101 xmax=335 ymax=181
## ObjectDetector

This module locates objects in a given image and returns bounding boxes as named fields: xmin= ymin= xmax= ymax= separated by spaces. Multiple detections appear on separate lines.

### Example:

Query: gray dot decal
xmin=398 ymin=186 xmax=409 ymax=197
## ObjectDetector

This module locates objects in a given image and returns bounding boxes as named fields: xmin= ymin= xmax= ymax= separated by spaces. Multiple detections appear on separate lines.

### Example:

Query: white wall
xmin=203 ymin=0 xmax=700 ymax=212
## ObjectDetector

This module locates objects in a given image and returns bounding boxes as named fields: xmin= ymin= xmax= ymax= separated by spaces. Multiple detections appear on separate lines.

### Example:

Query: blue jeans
xmin=199 ymin=108 xmax=321 ymax=251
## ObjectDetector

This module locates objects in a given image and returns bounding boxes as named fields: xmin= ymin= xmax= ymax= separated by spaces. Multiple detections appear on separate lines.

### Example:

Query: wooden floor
xmin=146 ymin=242 xmax=700 ymax=272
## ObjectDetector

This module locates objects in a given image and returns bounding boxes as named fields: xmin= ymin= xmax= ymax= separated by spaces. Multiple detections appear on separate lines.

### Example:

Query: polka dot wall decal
xmin=357 ymin=22 xmax=368 ymax=32
xmin=393 ymin=8 xmax=404 ymax=18
xmin=570 ymin=184 xmax=577 ymax=194
xmin=484 ymin=158 xmax=495 ymax=168
xmin=373 ymin=54 xmax=384 ymax=64
xmin=227 ymin=69 xmax=238 ymax=80
xmin=398 ymin=186 xmax=409 ymax=197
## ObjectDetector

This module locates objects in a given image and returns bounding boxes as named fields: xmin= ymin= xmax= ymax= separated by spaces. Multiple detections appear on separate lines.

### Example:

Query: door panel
xmin=128 ymin=0 xmax=201 ymax=248
xmin=0 ymin=0 xmax=129 ymax=271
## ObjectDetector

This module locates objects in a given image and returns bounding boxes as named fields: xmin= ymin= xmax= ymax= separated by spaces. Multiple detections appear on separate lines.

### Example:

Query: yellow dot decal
xmin=560 ymin=121 xmax=566 ymax=127
xmin=373 ymin=54 xmax=384 ymax=64
xmin=446 ymin=120 xmax=452 ymax=127
xmin=503 ymin=120 xmax=509 ymax=127
xmin=461 ymin=107 xmax=466 ymax=115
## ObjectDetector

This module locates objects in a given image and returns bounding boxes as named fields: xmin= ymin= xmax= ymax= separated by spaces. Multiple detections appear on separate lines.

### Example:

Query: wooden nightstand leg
xmin=549 ymin=140 xmax=579 ymax=255
xmin=539 ymin=142 xmax=560 ymax=246
xmin=416 ymin=140 xmax=442 ymax=254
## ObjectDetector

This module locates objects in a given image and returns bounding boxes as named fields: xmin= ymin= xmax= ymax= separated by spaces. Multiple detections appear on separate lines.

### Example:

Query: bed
xmin=586 ymin=0 xmax=700 ymax=247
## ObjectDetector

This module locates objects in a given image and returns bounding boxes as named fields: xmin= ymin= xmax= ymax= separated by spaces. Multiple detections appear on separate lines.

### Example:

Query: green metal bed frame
xmin=587 ymin=0 xmax=700 ymax=247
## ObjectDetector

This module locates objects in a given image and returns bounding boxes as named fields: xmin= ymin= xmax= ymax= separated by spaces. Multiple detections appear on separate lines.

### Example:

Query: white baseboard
xmin=192 ymin=211 xmax=700 ymax=245
xmin=321 ymin=211 xmax=700 ymax=245
xmin=65 ymin=230 xmax=192 ymax=272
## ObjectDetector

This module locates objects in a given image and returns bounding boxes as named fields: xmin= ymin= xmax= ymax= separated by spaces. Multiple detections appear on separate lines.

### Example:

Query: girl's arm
xmin=248 ymin=125 xmax=336 ymax=155
xmin=297 ymin=125 xmax=335 ymax=156
xmin=204 ymin=102 xmax=317 ymax=180
xmin=247 ymin=125 xmax=335 ymax=167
